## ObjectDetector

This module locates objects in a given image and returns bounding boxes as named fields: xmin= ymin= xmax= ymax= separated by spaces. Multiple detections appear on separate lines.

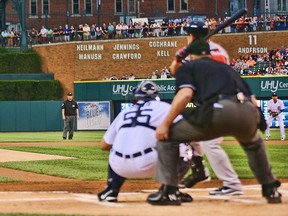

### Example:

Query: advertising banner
xmin=75 ymin=76 xmax=288 ymax=101
xmin=77 ymin=101 xmax=111 ymax=130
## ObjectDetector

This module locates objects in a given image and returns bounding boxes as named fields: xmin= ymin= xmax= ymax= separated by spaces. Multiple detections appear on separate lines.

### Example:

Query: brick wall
xmin=33 ymin=31 xmax=288 ymax=98
xmin=5 ymin=0 xmax=235 ymax=30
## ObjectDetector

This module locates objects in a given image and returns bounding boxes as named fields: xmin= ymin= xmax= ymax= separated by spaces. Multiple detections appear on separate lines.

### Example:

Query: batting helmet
xmin=185 ymin=20 xmax=209 ymax=38
xmin=133 ymin=80 xmax=159 ymax=100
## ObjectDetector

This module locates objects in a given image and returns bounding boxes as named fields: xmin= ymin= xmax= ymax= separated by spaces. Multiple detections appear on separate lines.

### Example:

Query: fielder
xmin=265 ymin=92 xmax=285 ymax=140
xmin=97 ymin=80 xmax=192 ymax=202
xmin=171 ymin=20 xmax=243 ymax=195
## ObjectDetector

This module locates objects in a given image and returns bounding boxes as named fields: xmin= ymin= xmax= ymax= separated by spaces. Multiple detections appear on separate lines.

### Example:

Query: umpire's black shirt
xmin=175 ymin=57 xmax=253 ymax=105
xmin=62 ymin=100 xmax=78 ymax=116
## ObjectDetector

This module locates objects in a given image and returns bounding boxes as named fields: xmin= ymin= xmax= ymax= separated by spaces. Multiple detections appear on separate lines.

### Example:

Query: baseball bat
xmin=204 ymin=8 xmax=248 ymax=40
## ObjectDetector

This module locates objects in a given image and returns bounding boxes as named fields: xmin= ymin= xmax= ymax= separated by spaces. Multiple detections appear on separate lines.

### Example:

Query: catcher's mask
xmin=133 ymin=80 xmax=159 ymax=100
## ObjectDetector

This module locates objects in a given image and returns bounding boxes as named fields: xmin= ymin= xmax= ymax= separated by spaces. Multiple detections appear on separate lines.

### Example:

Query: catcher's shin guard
xmin=178 ymin=157 xmax=193 ymax=182
xmin=181 ymin=156 xmax=210 ymax=188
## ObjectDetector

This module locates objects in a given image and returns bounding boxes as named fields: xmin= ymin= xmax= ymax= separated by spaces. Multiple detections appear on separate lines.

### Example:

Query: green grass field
xmin=0 ymin=131 xmax=105 ymax=142
xmin=0 ymin=130 xmax=287 ymax=181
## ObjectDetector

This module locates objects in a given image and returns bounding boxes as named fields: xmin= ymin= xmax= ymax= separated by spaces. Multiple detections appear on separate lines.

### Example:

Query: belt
xmin=115 ymin=147 xmax=154 ymax=159
xmin=218 ymin=94 xmax=250 ymax=103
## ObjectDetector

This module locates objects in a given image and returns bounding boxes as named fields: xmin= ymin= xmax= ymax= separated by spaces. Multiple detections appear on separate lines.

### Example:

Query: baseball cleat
xmin=262 ymin=180 xmax=282 ymax=204
xmin=98 ymin=189 xmax=118 ymax=202
xmin=209 ymin=186 xmax=243 ymax=196
xmin=147 ymin=185 xmax=181 ymax=206
xmin=281 ymin=137 xmax=285 ymax=141
xmin=178 ymin=191 xmax=193 ymax=202
xmin=265 ymin=136 xmax=270 ymax=140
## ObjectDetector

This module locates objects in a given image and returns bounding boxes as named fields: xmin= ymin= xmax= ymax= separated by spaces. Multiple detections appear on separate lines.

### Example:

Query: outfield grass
xmin=0 ymin=146 xmax=108 ymax=180
xmin=0 ymin=129 xmax=286 ymax=142
xmin=0 ymin=131 xmax=105 ymax=142
xmin=0 ymin=130 xmax=287 ymax=181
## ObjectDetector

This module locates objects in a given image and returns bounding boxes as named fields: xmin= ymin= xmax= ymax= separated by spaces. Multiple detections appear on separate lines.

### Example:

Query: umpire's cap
xmin=188 ymin=38 xmax=210 ymax=55
xmin=133 ymin=80 xmax=159 ymax=100
xmin=185 ymin=20 xmax=209 ymax=38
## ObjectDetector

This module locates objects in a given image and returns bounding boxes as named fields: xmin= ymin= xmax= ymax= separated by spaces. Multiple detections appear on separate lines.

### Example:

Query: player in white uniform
xmin=97 ymin=80 xmax=193 ymax=202
xmin=170 ymin=20 xmax=243 ymax=195
xmin=265 ymin=92 xmax=286 ymax=140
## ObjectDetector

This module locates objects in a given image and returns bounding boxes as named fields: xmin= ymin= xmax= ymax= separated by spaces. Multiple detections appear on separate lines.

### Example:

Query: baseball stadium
xmin=0 ymin=1 xmax=288 ymax=215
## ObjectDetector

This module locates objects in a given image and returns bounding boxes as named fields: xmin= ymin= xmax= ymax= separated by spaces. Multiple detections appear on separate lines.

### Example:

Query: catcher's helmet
xmin=185 ymin=20 xmax=209 ymax=38
xmin=133 ymin=80 xmax=159 ymax=99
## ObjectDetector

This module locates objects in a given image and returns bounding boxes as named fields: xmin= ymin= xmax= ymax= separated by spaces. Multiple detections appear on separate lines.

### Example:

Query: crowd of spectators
xmin=102 ymin=47 xmax=288 ymax=81
xmin=1 ymin=14 xmax=287 ymax=78
xmin=0 ymin=28 xmax=21 ymax=47
xmin=1 ymin=14 xmax=288 ymax=47
xmin=231 ymin=46 xmax=288 ymax=76
xmin=102 ymin=66 xmax=172 ymax=80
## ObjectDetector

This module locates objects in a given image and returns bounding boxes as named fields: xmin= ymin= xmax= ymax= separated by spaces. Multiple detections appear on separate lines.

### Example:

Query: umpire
xmin=62 ymin=92 xmax=79 ymax=140
xmin=147 ymin=38 xmax=281 ymax=205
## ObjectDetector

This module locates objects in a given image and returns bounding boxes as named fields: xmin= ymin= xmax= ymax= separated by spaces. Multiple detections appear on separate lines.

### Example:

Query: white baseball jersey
xmin=266 ymin=98 xmax=286 ymax=139
xmin=267 ymin=99 xmax=285 ymax=113
xmin=103 ymin=99 xmax=182 ymax=178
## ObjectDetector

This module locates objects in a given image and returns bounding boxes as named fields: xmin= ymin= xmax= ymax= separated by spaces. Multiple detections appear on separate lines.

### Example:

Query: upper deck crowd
xmin=1 ymin=14 xmax=287 ymax=78
xmin=1 ymin=14 xmax=288 ymax=47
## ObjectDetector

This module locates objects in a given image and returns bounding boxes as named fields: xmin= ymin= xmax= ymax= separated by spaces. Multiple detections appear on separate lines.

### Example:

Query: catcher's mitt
xmin=271 ymin=112 xmax=279 ymax=117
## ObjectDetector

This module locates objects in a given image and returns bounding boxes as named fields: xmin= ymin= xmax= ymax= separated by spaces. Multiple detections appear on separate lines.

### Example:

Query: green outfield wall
xmin=0 ymin=101 xmax=63 ymax=133
xmin=0 ymin=76 xmax=287 ymax=132
xmin=74 ymin=76 xmax=288 ymax=101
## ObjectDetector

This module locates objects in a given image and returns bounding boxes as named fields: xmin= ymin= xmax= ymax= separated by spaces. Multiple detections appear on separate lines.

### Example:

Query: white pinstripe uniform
xmin=189 ymin=41 xmax=242 ymax=191
xmin=265 ymin=97 xmax=285 ymax=140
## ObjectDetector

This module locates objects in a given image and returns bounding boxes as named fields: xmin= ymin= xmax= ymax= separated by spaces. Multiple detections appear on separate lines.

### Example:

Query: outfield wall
xmin=74 ymin=76 xmax=288 ymax=101
xmin=1 ymin=76 xmax=288 ymax=132
xmin=0 ymin=101 xmax=63 ymax=133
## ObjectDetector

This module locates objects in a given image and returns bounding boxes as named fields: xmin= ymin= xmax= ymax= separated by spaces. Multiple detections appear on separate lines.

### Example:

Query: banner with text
xmin=74 ymin=76 xmax=288 ymax=101
xmin=77 ymin=101 xmax=111 ymax=130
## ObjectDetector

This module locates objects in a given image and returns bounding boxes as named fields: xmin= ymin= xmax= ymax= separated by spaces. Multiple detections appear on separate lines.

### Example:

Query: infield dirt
xmin=0 ymin=141 xmax=287 ymax=216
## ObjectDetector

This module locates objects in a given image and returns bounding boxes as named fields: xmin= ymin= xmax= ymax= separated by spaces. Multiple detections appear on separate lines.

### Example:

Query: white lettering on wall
xmin=112 ymin=53 xmax=142 ymax=60
xmin=238 ymin=47 xmax=268 ymax=54
xmin=78 ymin=53 xmax=102 ymax=60
xmin=76 ymin=44 xmax=104 ymax=51
xmin=157 ymin=50 xmax=170 ymax=57
xmin=113 ymin=44 xmax=140 ymax=50
xmin=149 ymin=41 xmax=178 ymax=48
xmin=260 ymin=80 xmax=288 ymax=92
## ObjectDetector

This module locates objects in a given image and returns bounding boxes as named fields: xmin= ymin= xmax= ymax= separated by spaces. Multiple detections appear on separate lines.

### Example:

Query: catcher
xmin=97 ymin=80 xmax=193 ymax=203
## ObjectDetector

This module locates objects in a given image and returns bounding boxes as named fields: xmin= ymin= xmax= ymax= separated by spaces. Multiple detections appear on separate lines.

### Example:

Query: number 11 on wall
xmin=248 ymin=35 xmax=257 ymax=45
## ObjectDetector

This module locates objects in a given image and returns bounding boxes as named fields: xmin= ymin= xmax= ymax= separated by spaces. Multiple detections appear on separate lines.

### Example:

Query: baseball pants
xmin=265 ymin=113 xmax=285 ymax=139
xmin=63 ymin=115 xmax=76 ymax=138
xmin=193 ymin=138 xmax=242 ymax=191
